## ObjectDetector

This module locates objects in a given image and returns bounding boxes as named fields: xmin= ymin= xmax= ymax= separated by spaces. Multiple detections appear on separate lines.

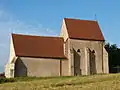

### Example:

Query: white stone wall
xmin=9 ymin=36 xmax=16 ymax=63
xmin=60 ymin=19 xmax=69 ymax=42
xmin=5 ymin=36 xmax=16 ymax=78
xmin=103 ymin=44 xmax=109 ymax=73
xmin=5 ymin=63 xmax=15 ymax=78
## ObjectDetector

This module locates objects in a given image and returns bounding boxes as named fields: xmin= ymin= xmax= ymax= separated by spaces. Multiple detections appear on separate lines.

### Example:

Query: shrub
xmin=0 ymin=78 xmax=16 ymax=84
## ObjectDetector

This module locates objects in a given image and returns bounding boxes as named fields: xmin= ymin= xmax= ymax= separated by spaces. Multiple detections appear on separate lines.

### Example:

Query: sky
xmin=0 ymin=0 xmax=120 ymax=72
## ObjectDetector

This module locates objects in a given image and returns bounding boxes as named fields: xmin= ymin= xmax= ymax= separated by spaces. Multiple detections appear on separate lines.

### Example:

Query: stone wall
xmin=14 ymin=57 xmax=68 ymax=77
xmin=66 ymin=39 xmax=105 ymax=75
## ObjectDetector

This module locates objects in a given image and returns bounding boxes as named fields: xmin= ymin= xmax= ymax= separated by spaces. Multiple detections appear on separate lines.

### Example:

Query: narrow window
xmin=92 ymin=50 xmax=95 ymax=53
xmin=77 ymin=49 xmax=80 ymax=53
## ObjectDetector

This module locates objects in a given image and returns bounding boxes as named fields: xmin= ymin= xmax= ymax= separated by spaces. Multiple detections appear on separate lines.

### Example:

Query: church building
xmin=5 ymin=18 xmax=109 ymax=78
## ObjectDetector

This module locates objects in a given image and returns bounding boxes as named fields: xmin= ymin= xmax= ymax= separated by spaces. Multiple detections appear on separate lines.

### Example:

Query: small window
xmin=92 ymin=50 xmax=95 ymax=53
xmin=77 ymin=49 xmax=80 ymax=52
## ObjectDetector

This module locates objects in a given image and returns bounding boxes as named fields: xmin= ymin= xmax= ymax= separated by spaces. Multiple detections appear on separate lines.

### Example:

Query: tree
xmin=105 ymin=43 xmax=120 ymax=73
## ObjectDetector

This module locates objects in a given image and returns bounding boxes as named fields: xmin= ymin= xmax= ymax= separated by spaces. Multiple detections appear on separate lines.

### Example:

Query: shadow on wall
xmin=89 ymin=49 xmax=97 ymax=74
xmin=14 ymin=57 xmax=27 ymax=77
xmin=73 ymin=49 xmax=81 ymax=76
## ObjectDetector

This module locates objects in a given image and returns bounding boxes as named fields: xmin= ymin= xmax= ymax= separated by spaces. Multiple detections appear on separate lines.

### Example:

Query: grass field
xmin=0 ymin=74 xmax=120 ymax=90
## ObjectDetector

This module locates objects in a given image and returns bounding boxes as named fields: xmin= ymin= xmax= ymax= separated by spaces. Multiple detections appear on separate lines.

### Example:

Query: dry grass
xmin=0 ymin=74 xmax=120 ymax=90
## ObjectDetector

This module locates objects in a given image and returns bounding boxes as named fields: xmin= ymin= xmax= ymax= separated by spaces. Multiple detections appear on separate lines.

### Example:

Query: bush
xmin=0 ymin=78 xmax=16 ymax=84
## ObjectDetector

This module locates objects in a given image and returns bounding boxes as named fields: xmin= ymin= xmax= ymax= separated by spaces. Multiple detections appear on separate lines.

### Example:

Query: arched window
xmin=92 ymin=50 xmax=95 ymax=53
xmin=77 ymin=49 xmax=80 ymax=53
xmin=89 ymin=49 xmax=96 ymax=74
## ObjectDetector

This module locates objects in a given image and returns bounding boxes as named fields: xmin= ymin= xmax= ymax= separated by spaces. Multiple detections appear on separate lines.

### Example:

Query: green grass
xmin=0 ymin=74 xmax=120 ymax=90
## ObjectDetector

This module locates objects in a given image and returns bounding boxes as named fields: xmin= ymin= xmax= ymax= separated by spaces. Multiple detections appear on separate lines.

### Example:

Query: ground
xmin=0 ymin=74 xmax=120 ymax=90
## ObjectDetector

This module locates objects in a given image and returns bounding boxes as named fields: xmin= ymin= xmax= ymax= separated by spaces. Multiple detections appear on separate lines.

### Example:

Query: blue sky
xmin=0 ymin=0 xmax=120 ymax=72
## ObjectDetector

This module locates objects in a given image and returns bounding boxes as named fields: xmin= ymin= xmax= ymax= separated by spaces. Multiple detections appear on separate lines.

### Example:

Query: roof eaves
xmin=16 ymin=55 xmax=67 ymax=59
xmin=70 ymin=37 xmax=105 ymax=41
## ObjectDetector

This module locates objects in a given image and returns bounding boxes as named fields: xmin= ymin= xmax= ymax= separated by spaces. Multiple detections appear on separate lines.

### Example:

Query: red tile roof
xmin=12 ymin=34 xmax=66 ymax=59
xmin=64 ymin=18 xmax=105 ymax=41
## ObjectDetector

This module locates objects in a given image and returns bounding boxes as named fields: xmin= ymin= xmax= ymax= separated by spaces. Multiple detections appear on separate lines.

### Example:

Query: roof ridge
xmin=64 ymin=18 xmax=97 ymax=22
xmin=12 ymin=33 xmax=63 ymax=39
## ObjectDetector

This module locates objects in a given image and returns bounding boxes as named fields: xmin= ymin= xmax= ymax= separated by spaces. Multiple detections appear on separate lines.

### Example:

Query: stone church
xmin=5 ymin=18 xmax=109 ymax=78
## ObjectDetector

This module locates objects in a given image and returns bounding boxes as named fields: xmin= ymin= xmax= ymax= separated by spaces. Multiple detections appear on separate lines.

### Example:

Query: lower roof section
xmin=12 ymin=33 xmax=66 ymax=59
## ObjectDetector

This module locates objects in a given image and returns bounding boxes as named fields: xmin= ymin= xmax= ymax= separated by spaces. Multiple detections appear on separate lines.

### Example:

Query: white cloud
xmin=0 ymin=9 xmax=58 ymax=70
